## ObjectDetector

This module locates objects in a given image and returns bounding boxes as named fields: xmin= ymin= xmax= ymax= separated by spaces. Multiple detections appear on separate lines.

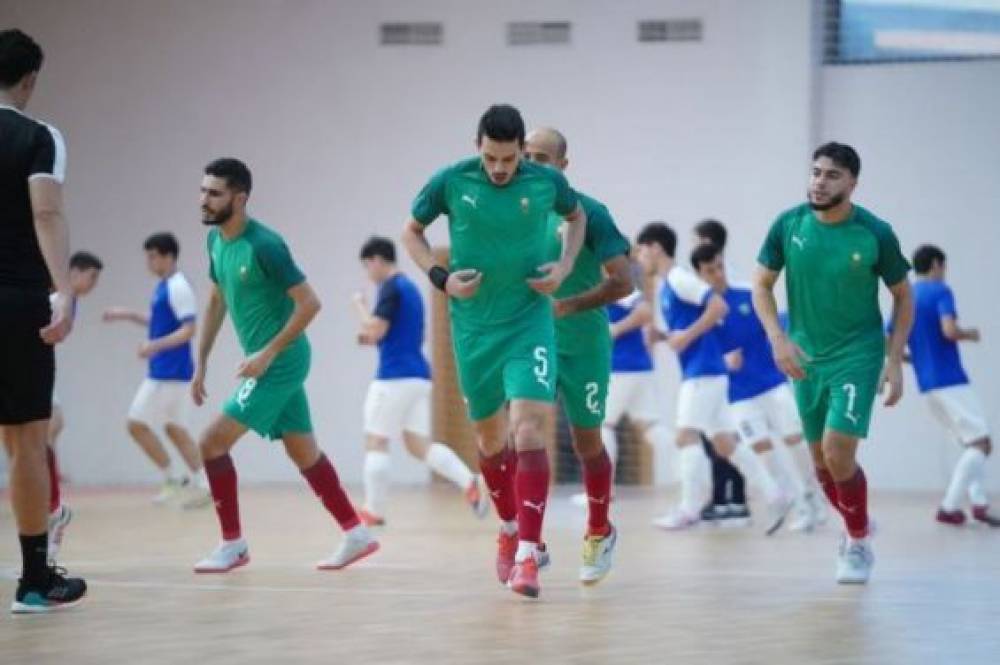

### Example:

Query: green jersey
xmin=757 ymin=203 xmax=910 ymax=365
xmin=545 ymin=192 xmax=630 ymax=357
xmin=411 ymin=157 xmax=579 ymax=331
xmin=208 ymin=218 xmax=309 ymax=363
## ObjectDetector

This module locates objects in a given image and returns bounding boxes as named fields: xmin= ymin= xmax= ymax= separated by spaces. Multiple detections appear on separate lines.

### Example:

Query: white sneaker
xmin=809 ymin=490 xmax=830 ymax=526
xmin=787 ymin=499 xmax=818 ymax=533
xmin=193 ymin=539 xmax=250 ymax=573
xmin=47 ymin=504 xmax=73 ymax=563
xmin=179 ymin=484 xmax=213 ymax=510
xmin=764 ymin=494 xmax=794 ymax=536
xmin=652 ymin=509 xmax=700 ymax=531
xmin=580 ymin=525 xmax=617 ymax=585
xmin=836 ymin=536 xmax=874 ymax=585
xmin=152 ymin=478 xmax=184 ymax=505
xmin=316 ymin=527 xmax=380 ymax=570
xmin=570 ymin=492 xmax=588 ymax=508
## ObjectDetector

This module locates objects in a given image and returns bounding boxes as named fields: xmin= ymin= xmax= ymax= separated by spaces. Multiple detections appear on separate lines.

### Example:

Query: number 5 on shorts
xmin=534 ymin=347 xmax=550 ymax=390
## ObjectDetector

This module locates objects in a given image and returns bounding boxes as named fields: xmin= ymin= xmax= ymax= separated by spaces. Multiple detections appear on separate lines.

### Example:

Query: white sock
xmin=515 ymin=540 xmax=537 ymax=563
xmin=500 ymin=520 xmax=518 ymax=536
xmin=943 ymin=447 xmax=987 ymax=511
xmin=730 ymin=442 xmax=783 ymax=503
xmin=767 ymin=447 xmax=806 ymax=500
xmin=363 ymin=450 xmax=392 ymax=517
xmin=425 ymin=442 xmax=475 ymax=490
xmin=601 ymin=424 xmax=618 ymax=467
xmin=786 ymin=440 xmax=819 ymax=492
xmin=678 ymin=445 xmax=708 ymax=514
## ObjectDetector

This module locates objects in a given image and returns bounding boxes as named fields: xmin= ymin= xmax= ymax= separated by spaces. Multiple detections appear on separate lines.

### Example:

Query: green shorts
xmin=557 ymin=345 xmax=611 ymax=429
xmin=793 ymin=357 xmax=883 ymax=443
xmin=222 ymin=349 xmax=313 ymax=440
xmin=452 ymin=312 xmax=556 ymax=422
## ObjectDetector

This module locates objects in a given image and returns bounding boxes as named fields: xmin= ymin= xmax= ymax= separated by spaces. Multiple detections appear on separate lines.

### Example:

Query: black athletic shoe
xmin=11 ymin=567 xmax=87 ymax=614
xmin=700 ymin=504 xmax=729 ymax=525
xmin=719 ymin=503 xmax=751 ymax=528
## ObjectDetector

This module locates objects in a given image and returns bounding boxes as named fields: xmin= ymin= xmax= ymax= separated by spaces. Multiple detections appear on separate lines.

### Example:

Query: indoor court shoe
xmin=536 ymin=542 xmax=551 ymax=570
xmin=496 ymin=528 xmax=518 ymax=583
xmin=972 ymin=505 xmax=1000 ymax=527
xmin=357 ymin=508 xmax=386 ymax=527
xmin=179 ymin=485 xmax=213 ymax=510
xmin=700 ymin=503 xmax=728 ymax=525
xmin=652 ymin=509 xmax=700 ymax=531
xmin=809 ymin=491 xmax=830 ymax=526
xmin=579 ymin=524 xmax=617 ymax=586
xmin=936 ymin=508 xmax=966 ymax=526
xmin=11 ymin=568 xmax=87 ymax=614
xmin=508 ymin=555 xmax=541 ymax=598
xmin=836 ymin=537 xmax=874 ymax=585
xmin=466 ymin=476 xmax=490 ymax=519
xmin=193 ymin=539 xmax=250 ymax=573
xmin=720 ymin=504 xmax=752 ymax=529
xmin=764 ymin=494 xmax=793 ymax=536
xmin=788 ymin=496 xmax=819 ymax=533
xmin=47 ymin=504 xmax=73 ymax=562
xmin=152 ymin=478 xmax=184 ymax=505
xmin=316 ymin=528 xmax=380 ymax=570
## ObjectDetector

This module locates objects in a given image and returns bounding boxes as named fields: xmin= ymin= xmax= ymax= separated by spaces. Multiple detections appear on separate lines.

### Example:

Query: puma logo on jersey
xmin=461 ymin=194 xmax=478 ymax=209
xmin=523 ymin=500 xmax=545 ymax=514
xmin=852 ymin=252 xmax=862 ymax=262
xmin=520 ymin=197 xmax=530 ymax=214
xmin=791 ymin=235 xmax=806 ymax=250
xmin=239 ymin=265 xmax=249 ymax=279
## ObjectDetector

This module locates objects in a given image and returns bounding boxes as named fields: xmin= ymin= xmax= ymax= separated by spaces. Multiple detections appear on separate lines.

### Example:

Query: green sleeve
xmin=585 ymin=202 xmax=630 ymax=263
xmin=410 ymin=166 xmax=451 ymax=226
xmin=874 ymin=223 xmax=911 ymax=287
xmin=757 ymin=215 xmax=786 ymax=271
xmin=256 ymin=238 xmax=306 ymax=290
xmin=206 ymin=231 xmax=218 ymax=283
xmin=548 ymin=168 xmax=579 ymax=217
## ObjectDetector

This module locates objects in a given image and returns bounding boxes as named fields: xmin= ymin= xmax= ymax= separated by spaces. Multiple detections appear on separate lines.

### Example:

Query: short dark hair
xmin=359 ymin=236 xmax=396 ymax=263
xmin=69 ymin=251 xmax=103 ymax=271
xmin=636 ymin=222 xmax=677 ymax=259
xmin=205 ymin=157 xmax=252 ymax=194
xmin=912 ymin=244 xmax=946 ymax=275
xmin=0 ymin=29 xmax=43 ymax=88
xmin=813 ymin=141 xmax=861 ymax=178
xmin=143 ymin=232 xmax=180 ymax=258
xmin=691 ymin=242 xmax=723 ymax=271
xmin=694 ymin=219 xmax=727 ymax=250
xmin=477 ymin=104 xmax=526 ymax=146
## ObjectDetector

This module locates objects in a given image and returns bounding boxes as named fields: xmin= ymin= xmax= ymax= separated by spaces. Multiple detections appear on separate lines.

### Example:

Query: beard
xmin=808 ymin=189 xmax=845 ymax=211
xmin=201 ymin=202 xmax=234 ymax=226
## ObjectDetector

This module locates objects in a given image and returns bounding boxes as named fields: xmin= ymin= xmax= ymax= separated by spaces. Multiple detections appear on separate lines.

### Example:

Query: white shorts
xmin=605 ymin=371 xmax=659 ymax=425
xmin=730 ymin=383 xmax=802 ymax=446
xmin=676 ymin=376 xmax=733 ymax=436
xmin=127 ymin=378 xmax=191 ymax=429
xmin=925 ymin=384 xmax=990 ymax=445
xmin=363 ymin=378 xmax=431 ymax=439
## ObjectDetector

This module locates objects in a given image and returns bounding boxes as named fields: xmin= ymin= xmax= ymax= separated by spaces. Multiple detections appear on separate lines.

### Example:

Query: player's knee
xmin=512 ymin=417 xmax=545 ymax=450
xmin=571 ymin=428 xmax=603 ymax=460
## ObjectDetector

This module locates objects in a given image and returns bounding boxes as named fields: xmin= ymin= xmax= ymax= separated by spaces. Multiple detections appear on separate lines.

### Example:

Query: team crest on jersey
xmin=739 ymin=303 xmax=752 ymax=315
xmin=240 ymin=265 xmax=249 ymax=280
xmin=520 ymin=197 xmax=530 ymax=214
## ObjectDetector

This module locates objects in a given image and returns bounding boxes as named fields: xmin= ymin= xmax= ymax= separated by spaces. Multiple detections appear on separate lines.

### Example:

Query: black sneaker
xmin=11 ymin=567 xmax=87 ymax=614
xmin=700 ymin=504 xmax=729 ymax=525
xmin=719 ymin=503 xmax=751 ymax=529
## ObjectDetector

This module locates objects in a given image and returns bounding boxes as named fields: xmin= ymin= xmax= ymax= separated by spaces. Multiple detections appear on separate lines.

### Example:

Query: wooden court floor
xmin=1 ymin=484 xmax=998 ymax=665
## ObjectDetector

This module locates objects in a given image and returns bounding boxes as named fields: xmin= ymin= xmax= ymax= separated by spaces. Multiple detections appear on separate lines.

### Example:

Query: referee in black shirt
xmin=0 ymin=29 xmax=86 ymax=613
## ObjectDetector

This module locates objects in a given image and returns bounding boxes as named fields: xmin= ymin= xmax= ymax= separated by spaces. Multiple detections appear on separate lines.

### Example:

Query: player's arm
xmin=668 ymin=293 xmax=728 ymax=353
xmin=753 ymin=265 xmax=808 ymax=380
xmin=610 ymin=299 xmax=652 ymax=339
xmin=528 ymin=203 xmax=587 ymax=295
xmin=140 ymin=321 xmax=196 ymax=359
xmin=237 ymin=282 xmax=321 ymax=379
xmin=941 ymin=316 xmax=980 ymax=342
xmin=192 ymin=284 xmax=227 ymax=405
xmin=401 ymin=219 xmax=481 ymax=299
xmin=102 ymin=307 xmax=150 ymax=327
xmin=30 ymin=178 xmax=73 ymax=344
xmin=554 ymin=254 xmax=632 ymax=318
xmin=881 ymin=279 xmax=914 ymax=406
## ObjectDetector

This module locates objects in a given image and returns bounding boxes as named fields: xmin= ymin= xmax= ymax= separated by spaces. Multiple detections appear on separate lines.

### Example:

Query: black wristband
xmin=428 ymin=266 xmax=449 ymax=292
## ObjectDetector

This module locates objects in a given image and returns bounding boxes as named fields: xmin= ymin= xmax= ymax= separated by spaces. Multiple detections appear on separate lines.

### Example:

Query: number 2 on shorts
xmin=585 ymin=381 xmax=600 ymax=415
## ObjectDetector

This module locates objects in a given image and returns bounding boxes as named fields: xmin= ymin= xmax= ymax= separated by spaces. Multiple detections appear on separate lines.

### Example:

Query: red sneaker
xmin=357 ymin=508 xmax=385 ymax=527
xmin=508 ymin=556 xmax=540 ymax=598
xmin=496 ymin=529 xmax=517 ymax=584
xmin=972 ymin=505 xmax=1000 ymax=527
xmin=936 ymin=508 xmax=966 ymax=525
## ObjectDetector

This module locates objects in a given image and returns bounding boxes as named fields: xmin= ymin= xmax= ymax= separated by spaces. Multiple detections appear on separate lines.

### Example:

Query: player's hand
xmin=191 ymin=370 xmax=208 ymax=406
xmin=552 ymin=298 xmax=570 ymax=319
xmin=879 ymin=359 xmax=904 ymax=407
xmin=237 ymin=349 xmax=275 ymax=379
xmin=772 ymin=334 xmax=808 ymax=380
xmin=527 ymin=262 xmax=567 ymax=295
xmin=667 ymin=329 xmax=692 ymax=353
xmin=643 ymin=326 xmax=668 ymax=347
xmin=351 ymin=291 xmax=367 ymax=307
xmin=445 ymin=269 xmax=482 ymax=299
xmin=40 ymin=292 xmax=74 ymax=345
xmin=102 ymin=306 xmax=130 ymax=323
xmin=357 ymin=332 xmax=377 ymax=346
xmin=968 ymin=328 xmax=982 ymax=342
xmin=137 ymin=341 xmax=158 ymax=359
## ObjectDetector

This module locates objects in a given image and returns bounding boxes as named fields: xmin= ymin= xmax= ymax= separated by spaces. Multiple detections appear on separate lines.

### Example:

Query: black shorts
xmin=0 ymin=287 xmax=54 ymax=425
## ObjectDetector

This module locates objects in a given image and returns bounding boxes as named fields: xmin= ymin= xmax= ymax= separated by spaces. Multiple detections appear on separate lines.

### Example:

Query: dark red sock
xmin=302 ymin=454 xmax=360 ymax=531
xmin=515 ymin=449 xmax=550 ymax=544
xmin=815 ymin=467 xmax=845 ymax=519
xmin=835 ymin=467 xmax=870 ymax=539
xmin=479 ymin=447 xmax=517 ymax=522
xmin=47 ymin=447 xmax=60 ymax=513
xmin=204 ymin=454 xmax=241 ymax=541
xmin=580 ymin=448 xmax=612 ymax=536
